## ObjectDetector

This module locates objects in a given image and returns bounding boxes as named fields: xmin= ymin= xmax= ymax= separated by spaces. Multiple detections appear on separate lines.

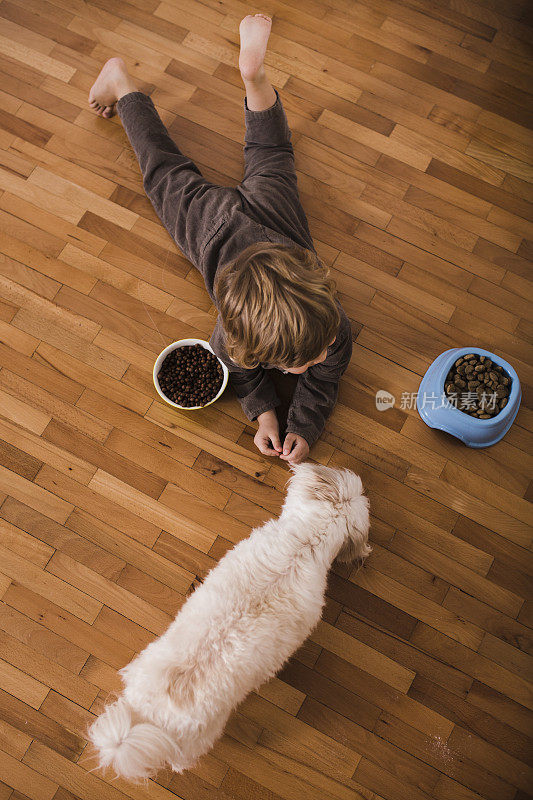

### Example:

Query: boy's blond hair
xmin=214 ymin=242 xmax=340 ymax=369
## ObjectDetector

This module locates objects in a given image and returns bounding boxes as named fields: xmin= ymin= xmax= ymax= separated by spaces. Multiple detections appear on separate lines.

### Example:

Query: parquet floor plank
xmin=0 ymin=1 xmax=531 ymax=798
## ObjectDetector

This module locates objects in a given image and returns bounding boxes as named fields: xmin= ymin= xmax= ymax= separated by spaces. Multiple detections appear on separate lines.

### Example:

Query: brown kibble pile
xmin=157 ymin=344 xmax=224 ymax=408
xmin=444 ymin=353 xmax=511 ymax=419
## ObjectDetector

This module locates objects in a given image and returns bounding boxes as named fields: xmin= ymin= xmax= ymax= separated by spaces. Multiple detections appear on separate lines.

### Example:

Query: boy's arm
xmin=209 ymin=321 xmax=280 ymax=422
xmin=228 ymin=365 xmax=281 ymax=422
xmin=285 ymin=310 xmax=353 ymax=447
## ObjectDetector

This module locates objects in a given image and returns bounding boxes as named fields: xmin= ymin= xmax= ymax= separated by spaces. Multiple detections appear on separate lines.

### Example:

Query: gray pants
xmin=115 ymin=89 xmax=315 ymax=292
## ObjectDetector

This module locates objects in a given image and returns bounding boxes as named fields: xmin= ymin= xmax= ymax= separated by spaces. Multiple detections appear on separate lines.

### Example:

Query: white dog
xmin=88 ymin=462 xmax=371 ymax=781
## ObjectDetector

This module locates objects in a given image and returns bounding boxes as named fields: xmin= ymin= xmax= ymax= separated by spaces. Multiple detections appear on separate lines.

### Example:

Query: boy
xmin=89 ymin=14 xmax=352 ymax=465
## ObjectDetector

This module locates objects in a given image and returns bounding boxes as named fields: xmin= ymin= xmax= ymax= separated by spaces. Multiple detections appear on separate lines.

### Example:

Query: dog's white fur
xmin=88 ymin=462 xmax=370 ymax=781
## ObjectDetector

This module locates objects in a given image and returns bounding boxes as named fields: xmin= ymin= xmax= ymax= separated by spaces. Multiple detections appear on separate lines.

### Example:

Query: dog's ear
xmin=312 ymin=466 xmax=343 ymax=504
xmin=290 ymin=463 xmax=341 ymax=504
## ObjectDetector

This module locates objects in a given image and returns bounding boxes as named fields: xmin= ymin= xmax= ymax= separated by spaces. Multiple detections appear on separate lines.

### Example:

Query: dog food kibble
xmin=157 ymin=344 xmax=224 ymax=408
xmin=444 ymin=353 xmax=511 ymax=419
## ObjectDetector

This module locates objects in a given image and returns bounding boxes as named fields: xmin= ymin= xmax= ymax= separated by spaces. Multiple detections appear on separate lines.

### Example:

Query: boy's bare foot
xmin=88 ymin=57 xmax=138 ymax=118
xmin=239 ymin=14 xmax=272 ymax=82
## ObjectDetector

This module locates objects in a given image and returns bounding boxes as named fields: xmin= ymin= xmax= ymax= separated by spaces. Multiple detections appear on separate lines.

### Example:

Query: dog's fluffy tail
xmin=337 ymin=474 xmax=372 ymax=563
xmin=88 ymin=697 xmax=178 ymax=782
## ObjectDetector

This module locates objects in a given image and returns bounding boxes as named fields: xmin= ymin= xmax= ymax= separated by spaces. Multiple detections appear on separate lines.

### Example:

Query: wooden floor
xmin=0 ymin=1 xmax=532 ymax=799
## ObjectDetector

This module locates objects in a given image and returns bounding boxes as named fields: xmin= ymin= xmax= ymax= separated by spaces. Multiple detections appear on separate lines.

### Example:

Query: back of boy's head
xmin=214 ymin=242 xmax=340 ymax=369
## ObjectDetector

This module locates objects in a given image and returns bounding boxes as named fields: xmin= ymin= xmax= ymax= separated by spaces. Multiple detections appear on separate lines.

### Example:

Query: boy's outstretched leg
xmin=237 ymin=13 xmax=314 ymax=255
xmin=87 ymin=58 xmax=232 ymax=272
xmin=239 ymin=14 xmax=276 ymax=111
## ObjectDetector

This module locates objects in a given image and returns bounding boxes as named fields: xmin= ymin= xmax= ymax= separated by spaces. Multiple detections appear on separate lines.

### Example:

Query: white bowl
xmin=153 ymin=338 xmax=229 ymax=411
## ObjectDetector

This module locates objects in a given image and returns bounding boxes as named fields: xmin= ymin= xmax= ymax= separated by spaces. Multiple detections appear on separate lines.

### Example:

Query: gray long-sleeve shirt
xmin=117 ymin=90 xmax=353 ymax=447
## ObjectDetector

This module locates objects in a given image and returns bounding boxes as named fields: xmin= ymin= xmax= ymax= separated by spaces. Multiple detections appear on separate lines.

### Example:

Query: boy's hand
xmin=254 ymin=410 xmax=283 ymax=457
xmin=280 ymin=433 xmax=309 ymax=464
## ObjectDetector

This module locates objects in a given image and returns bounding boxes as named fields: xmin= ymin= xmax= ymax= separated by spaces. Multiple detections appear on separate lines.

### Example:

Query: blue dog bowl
xmin=417 ymin=347 xmax=521 ymax=448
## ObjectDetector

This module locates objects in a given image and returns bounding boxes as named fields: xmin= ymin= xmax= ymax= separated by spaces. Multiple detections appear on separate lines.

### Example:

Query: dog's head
xmin=285 ymin=462 xmax=364 ymax=509
xmin=284 ymin=463 xmax=370 ymax=556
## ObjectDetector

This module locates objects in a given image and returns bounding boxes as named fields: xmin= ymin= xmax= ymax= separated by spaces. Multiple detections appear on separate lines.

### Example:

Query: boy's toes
xmin=102 ymin=105 xmax=115 ymax=118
